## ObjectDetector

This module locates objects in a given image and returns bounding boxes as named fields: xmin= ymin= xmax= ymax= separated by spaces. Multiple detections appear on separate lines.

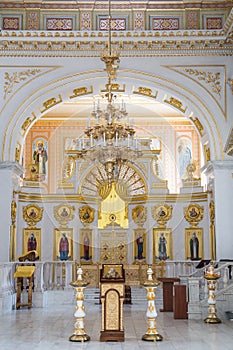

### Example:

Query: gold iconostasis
xmin=18 ymin=200 xmax=210 ymax=263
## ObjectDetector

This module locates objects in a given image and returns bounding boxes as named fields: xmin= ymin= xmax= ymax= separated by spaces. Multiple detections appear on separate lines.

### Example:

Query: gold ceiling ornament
xmin=67 ymin=0 xmax=142 ymax=184
xmin=79 ymin=205 xmax=95 ymax=225
xmin=23 ymin=204 xmax=43 ymax=227
xmin=132 ymin=205 xmax=147 ymax=226
xmin=151 ymin=204 xmax=173 ymax=228
xmin=184 ymin=204 xmax=204 ymax=227
xmin=54 ymin=203 xmax=75 ymax=227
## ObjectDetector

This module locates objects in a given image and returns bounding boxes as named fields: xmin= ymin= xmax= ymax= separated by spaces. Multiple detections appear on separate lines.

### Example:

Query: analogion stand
xmin=99 ymin=264 xmax=125 ymax=342
xmin=14 ymin=265 xmax=36 ymax=309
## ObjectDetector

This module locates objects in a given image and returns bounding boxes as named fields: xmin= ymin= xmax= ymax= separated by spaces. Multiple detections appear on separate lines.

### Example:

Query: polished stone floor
xmin=1 ymin=299 xmax=233 ymax=350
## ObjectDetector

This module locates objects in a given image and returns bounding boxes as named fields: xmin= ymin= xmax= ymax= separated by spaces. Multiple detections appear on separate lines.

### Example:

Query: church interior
xmin=0 ymin=0 xmax=233 ymax=348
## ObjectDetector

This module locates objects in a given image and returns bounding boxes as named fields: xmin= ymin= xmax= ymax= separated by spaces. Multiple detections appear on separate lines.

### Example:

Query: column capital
xmin=201 ymin=160 xmax=233 ymax=175
xmin=0 ymin=161 xmax=24 ymax=176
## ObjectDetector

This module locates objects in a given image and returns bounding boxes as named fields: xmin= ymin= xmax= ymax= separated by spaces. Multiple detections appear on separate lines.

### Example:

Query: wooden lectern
xmin=14 ymin=265 xmax=36 ymax=309
xmin=158 ymin=277 xmax=180 ymax=312
xmin=100 ymin=264 xmax=125 ymax=342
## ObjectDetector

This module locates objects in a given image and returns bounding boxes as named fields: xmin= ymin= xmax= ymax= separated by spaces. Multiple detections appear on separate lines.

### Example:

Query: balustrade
xmin=1 ymin=260 xmax=232 ymax=315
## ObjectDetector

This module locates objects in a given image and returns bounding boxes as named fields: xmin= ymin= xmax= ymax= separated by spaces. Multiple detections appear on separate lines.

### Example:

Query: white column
xmin=0 ymin=162 xmax=24 ymax=262
xmin=202 ymin=161 xmax=233 ymax=260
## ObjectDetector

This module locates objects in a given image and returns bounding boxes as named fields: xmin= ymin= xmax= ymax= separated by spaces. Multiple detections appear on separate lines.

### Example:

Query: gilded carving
xmin=15 ymin=146 xmax=20 ymax=162
xmin=204 ymin=143 xmax=211 ymax=162
xmin=209 ymin=200 xmax=215 ymax=223
xmin=11 ymin=199 xmax=17 ymax=224
xmin=4 ymin=69 xmax=41 ymax=99
xmin=79 ymin=205 xmax=94 ymax=225
xmin=69 ymin=86 xmax=93 ymax=99
xmin=106 ymin=290 xmax=119 ymax=329
xmin=182 ymin=162 xmax=200 ymax=183
xmin=164 ymin=96 xmax=187 ymax=113
xmin=133 ymin=86 xmax=158 ymax=99
xmin=190 ymin=116 xmax=204 ymax=137
xmin=227 ymin=78 xmax=233 ymax=94
xmin=23 ymin=204 xmax=43 ymax=227
xmin=184 ymin=68 xmax=221 ymax=97
xmin=132 ymin=205 xmax=147 ymax=226
xmin=40 ymin=94 xmax=62 ymax=113
xmin=101 ymin=83 xmax=125 ymax=93
xmin=184 ymin=204 xmax=204 ymax=227
xmin=21 ymin=113 xmax=36 ymax=134
xmin=61 ymin=156 xmax=75 ymax=181
xmin=54 ymin=203 xmax=75 ymax=227
xmin=151 ymin=204 xmax=173 ymax=227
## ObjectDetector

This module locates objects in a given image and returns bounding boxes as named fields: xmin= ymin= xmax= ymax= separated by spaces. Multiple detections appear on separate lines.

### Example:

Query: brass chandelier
xmin=76 ymin=0 xmax=141 ymax=183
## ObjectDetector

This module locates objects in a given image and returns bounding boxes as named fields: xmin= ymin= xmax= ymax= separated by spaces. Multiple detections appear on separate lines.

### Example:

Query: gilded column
xmin=69 ymin=266 xmax=90 ymax=342
xmin=204 ymin=264 xmax=221 ymax=324
xmin=142 ymin=266 xmax=163 ymax=341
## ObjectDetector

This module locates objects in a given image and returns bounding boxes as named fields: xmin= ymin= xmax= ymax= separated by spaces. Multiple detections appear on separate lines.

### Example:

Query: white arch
xmin=1 ymin=68 xmax=225 ymax=163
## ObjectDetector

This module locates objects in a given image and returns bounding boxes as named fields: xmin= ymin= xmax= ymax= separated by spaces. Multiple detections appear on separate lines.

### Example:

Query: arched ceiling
xmin=41 ymin=94 xmax=186 ymax=123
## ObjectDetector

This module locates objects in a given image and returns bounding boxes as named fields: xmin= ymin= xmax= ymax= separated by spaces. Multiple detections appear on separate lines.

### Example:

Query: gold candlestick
xmin=204 ymin=264 xmax=221 ymax=324
xmin=142 ymin=266 xmax=163 ymax=342
xmin=69 ymin=265 xmax=90 ymax=342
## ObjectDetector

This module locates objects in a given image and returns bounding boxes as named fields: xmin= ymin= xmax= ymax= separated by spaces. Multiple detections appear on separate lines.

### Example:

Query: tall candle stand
xmin=204 ymin=264 xmax=221 ymax=324
xmin=69 ymin=265 xmax=90 ymax=342
xmin=142 ymin=266 xmax=163 ymax=342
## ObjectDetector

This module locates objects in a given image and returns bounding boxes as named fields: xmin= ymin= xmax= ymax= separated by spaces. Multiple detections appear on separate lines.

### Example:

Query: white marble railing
xmin=188 ymin=261 xmax=233 ymax=304
xmin=164 ymin=260 xmax=198 ymax=278
xmin=0 ymin=263 xmax=16 ymax=295
xmin=0 ymin=260 xmax=200 ymax=296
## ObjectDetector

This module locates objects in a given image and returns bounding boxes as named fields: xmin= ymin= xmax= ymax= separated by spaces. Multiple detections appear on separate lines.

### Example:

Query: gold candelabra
xmin=69 ymin=265 xmax=90 ymax=342
xmin=142 ymin=266 xmax=163 ymax=341
xmin=204 ymin=264 xmax=221 ymax=324
xmin=70 ymin=0 xmax=141 ymax=183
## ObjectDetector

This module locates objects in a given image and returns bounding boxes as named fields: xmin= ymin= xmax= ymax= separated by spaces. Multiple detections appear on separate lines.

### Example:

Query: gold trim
xmin=185 ymin=227 xmax=203 ymax=260
xmin=5 ymin=70 xmax=223 ymax=164
xmin=21 ymin=112 xmax=36 ymax=136
xmin=40 ymin=94 xmax=62 ymax=113
xmin=23 ymin=203 xmax=43 ymax=227
xmin=54 ymin=203 xmax=75 ymax=228
xmin=153 ymin=227 xmax=173 ymax=261
xmin=54 ymin=227 xmax=73 ymax=261
xmin=132 ymin=205 xmax=147 ymax=226
xmin=164 ymin=64 xmax=226 ymax=120
xmin=79 ymin=205 xmax=95 ymax=225
xmin=164 ymin=96 xmax=187 ymax=113
xmin=1 ymin=65 xmax=62 ymax=160
xmin=69 ymin=86 xmax=93 ymax=99
xmin=80 ymin=228 xmax=93 ymax=264
xmin=23 ymin=227 xmax=41 ymax=259
xmin=133 ymin=86 xmax=158 ymax=99
xmin=101 ymin=83 xmax=126 ymax=93
xmin=152 ymin=204 xmax=173 ymax=228
xmin=190 ymin=116 xmax=204 ymax=137
xmin=184 ymin=203 xmax=204 ymax=227
xmin=133 ymin=228 xmax=147 ymax=263
xmin=4 ymin=68 xmax=41 ymax=99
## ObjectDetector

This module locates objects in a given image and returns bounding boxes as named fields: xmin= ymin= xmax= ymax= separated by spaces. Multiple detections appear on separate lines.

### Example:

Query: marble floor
xmin=0 ymin=299 xmax=233 ymax=350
